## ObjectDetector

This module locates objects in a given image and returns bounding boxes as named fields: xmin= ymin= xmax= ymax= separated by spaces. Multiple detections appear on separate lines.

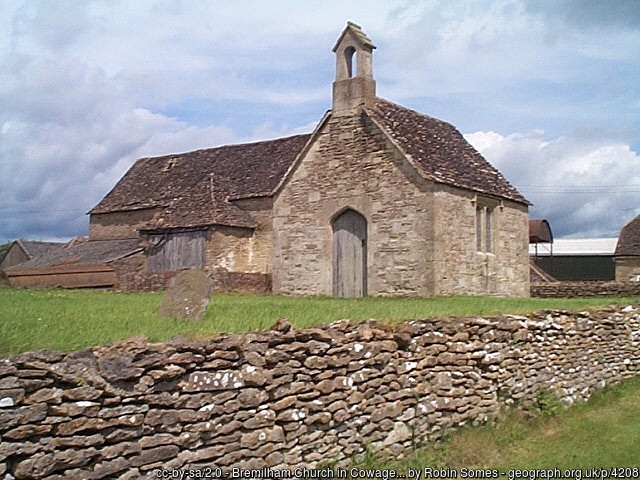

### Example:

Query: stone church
xmin=10 ymin=23 xmax=530 ymax=296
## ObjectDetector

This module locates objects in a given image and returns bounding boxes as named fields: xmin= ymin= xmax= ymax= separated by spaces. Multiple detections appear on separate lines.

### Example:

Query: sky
xmin=1 ymin=0 xmax=639 ymax=244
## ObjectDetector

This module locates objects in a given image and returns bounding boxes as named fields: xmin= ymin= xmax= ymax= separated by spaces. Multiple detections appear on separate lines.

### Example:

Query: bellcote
xmin=332 ymin=22 xmax=377 ymax=113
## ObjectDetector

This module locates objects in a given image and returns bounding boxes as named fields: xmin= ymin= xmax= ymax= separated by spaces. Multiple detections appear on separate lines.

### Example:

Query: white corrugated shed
xmin=529 ymin=238 xmax=618 ymax=256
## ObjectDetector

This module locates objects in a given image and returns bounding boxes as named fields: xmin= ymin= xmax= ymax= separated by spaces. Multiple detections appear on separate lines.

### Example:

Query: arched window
xmin=475 ymin=204 xmax=494 ymax=253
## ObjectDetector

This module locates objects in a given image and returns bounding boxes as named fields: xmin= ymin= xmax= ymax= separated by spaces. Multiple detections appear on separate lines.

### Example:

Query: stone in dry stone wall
xmin=1 ymin=304 xmax=639 ymax=478
xmin=531 ymin=281 xmax=640 ymax=298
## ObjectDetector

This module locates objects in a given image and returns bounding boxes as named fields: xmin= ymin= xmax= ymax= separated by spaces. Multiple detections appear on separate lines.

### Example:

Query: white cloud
xmin=465 ymin=130 xmax=640 ymax=237
xmin=0 ymin=49 xmax=243 ymax=242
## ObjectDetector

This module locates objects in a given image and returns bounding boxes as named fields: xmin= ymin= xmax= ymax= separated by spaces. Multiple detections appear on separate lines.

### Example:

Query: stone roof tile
xmin=615 ymin=214 xmax=640 ymax=256
xmin=91 ymin=97 xmax=528 ymax=232
xmin=367 ymin=99 xmax=528 ymax=204
xmin=19 ymin=240 xmax=65 ymax=259
xmin=91 ymin=134 xmax=311 ymax=229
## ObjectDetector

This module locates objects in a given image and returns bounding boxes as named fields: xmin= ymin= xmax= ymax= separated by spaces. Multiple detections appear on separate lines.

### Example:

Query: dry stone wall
xmin=531 ymin=281 xmax=640 ymax=298
xmin=616 ymin=257 xmax=640 ymax=283
xmin=1 ymin=304 xmax=640 ymax=479
xmin=111 ymin=256 xmax=176 ymax=292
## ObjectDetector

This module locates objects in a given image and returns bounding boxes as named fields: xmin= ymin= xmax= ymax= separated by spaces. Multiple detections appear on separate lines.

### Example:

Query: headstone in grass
xmin=158 ymin=269 xmax=214 ymax=320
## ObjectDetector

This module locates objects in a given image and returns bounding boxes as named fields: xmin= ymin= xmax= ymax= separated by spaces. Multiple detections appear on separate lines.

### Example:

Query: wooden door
xmin=148 ymin=231 xmax=206 ymax=272
xmin=333 ymin=209 xmax=367 ymax=297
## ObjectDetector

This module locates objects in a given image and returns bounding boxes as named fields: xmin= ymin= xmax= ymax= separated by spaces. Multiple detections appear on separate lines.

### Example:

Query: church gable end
xmin=273 ymin=101 xmax=436 ymax=297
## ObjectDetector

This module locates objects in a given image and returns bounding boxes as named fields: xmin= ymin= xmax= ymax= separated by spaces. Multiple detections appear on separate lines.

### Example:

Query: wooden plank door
xmin=333 ymin=209 xmax=367 ymax=297
xmin=148 ymin=230 xmax=206 ymax=272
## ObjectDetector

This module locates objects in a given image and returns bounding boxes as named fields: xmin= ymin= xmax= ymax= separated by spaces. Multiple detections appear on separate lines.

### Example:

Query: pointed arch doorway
xmin=332 ymin=208 xmax=367 ymax=297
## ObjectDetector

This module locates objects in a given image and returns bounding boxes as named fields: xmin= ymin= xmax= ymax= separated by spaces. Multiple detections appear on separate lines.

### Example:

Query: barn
xmin=0 ymin=240 xmax=64 ymax=273
xmin=12 ymin=23 xmax=531 ymax=297
xmin=530 ymin=237 xmax=617 ymax=281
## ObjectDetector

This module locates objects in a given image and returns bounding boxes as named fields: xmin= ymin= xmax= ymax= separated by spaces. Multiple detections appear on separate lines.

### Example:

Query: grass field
xmin=1 ymin=285 xmax=639 ymax=357
xmin=349 ymin=376 xmax=640 ymax=475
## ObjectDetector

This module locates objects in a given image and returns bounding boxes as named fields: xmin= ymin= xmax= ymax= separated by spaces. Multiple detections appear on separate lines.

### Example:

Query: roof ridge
xmin=135 ymin=133 xmax=313 ymax=162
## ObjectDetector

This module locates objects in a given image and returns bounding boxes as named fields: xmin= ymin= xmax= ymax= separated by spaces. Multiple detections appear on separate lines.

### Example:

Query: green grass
xmin=349 ymin=377 xmax=640 ymax=474
xmin=0 ymin=285 xmax=638 ymax=357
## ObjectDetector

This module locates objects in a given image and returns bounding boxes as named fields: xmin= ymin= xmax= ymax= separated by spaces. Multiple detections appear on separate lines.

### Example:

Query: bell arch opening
xmin=344 ymin=46 xmax=356 ymax=78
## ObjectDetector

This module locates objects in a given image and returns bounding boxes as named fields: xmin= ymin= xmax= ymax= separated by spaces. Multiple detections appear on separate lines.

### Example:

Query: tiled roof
xmin=91 ymin=134 xmax=312 ymax=228
xmin=145 ymin=175 xmax=255 ymax=230
xmin=615 ymin=215 xmax=640 ymax=256
xmin=19 ymin=240 xmax=65 ymax=259
xmin=6 ymin=239 xmax=141 ymax=270
xmin=367 ymin=99 xmax=528 ymax=204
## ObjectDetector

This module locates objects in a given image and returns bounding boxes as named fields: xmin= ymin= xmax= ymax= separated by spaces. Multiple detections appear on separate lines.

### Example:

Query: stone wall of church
xmin=272 ymin=110 xmax=436 ymax=296
xmin=434 ymin=187 xmax=530 ymax=297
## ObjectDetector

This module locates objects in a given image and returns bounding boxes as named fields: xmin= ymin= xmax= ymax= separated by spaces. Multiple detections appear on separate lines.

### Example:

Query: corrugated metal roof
xmin=529 ymin=238 xmax=618 ymax=256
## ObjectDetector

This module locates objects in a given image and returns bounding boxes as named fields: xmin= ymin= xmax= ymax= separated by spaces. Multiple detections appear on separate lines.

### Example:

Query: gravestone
xmin=158 ymin=269 xmax=214 ymax=320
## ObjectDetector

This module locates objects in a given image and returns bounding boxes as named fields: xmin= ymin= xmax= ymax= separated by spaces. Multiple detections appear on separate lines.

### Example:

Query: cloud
xmin=523 ymin=0 xmax=640 ymax=31
xmin=465 ymin=130 xmax=640 ymax=238
xmin=2 ymin=1 xmax=355 ymax=243
xmin=0 ymin=50 xmax=242 ymax=242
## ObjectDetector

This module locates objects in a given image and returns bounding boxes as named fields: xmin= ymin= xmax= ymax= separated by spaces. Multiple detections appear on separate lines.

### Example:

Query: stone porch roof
xmin=615 ymin=214 xmax=640 ymax=257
